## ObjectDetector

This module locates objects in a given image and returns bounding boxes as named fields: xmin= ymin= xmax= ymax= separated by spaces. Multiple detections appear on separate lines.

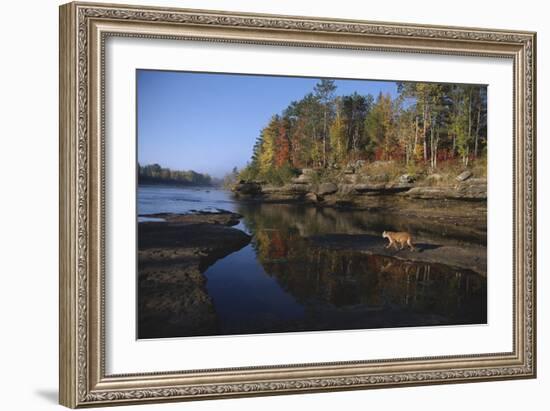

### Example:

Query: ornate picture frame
xmin=59 ymin=1 xmax=536 ymax=408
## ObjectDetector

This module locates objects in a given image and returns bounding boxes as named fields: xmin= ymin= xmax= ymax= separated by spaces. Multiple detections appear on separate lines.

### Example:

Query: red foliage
xmin=268 ymin=231 xmax=288 ymax=259
xmin=374 ymin=147 xmax=385 ymax=161
xmin=274 ymin=121 xmax=291 ymax=167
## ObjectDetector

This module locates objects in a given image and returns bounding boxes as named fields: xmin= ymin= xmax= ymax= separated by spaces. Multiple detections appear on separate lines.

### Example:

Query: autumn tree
xmin=239 ymin=79 xmax=487 ymax=185
xmin=364 ymin=93 xmax=395 ymax=160
xmin=341 ymin=92 xmax=371 ymax=159
xmin=258 ymin=116 xmax=279 ymax=175
xmin=314 ymin=79 xmax=337 ymax=167
xmin=274 ymin=116 xmax=291 ymax=167
xmin=329 ymin=104 xmax=347 ymax=166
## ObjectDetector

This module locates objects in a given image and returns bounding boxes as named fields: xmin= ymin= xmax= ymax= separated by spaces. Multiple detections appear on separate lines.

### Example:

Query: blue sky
xmin=137 ymin=70 xmax=398 ymax=178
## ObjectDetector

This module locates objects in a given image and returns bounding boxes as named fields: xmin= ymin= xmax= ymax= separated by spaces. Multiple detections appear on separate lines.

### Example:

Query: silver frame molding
xmin=59 ymin=2 xmax=536 ymax=408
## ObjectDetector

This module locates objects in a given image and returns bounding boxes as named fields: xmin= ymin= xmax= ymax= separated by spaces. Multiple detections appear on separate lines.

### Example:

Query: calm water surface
xmin=138 ymin=185 xmax=487 ymax=337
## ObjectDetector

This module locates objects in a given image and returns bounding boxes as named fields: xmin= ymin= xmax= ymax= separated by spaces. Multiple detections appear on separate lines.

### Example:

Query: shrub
xmin=260 ymin=165 xmax=299 ymax=186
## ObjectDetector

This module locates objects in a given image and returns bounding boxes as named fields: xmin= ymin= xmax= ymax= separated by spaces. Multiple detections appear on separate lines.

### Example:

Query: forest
xmin=239 ymin=79 xmax=487 ymax=185
xmin=138 ymin=163 xmax=213 ymax=186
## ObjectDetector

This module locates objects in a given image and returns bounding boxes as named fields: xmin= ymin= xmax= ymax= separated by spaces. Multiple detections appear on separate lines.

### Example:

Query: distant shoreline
xmin=138 ymin=180 xmax=221 ymax=189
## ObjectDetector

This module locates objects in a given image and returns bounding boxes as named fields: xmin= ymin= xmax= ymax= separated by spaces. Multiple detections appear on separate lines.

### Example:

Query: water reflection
xmin=200 ymin=202 xmax=486 ymax=335
xmin=137 ymin=187 xmax=487 ymax=338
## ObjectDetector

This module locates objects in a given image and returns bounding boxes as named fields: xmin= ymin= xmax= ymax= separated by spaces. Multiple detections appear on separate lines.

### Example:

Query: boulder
xmin=398 ymin=174 xmax=416 ymax=184
xmin=317 ymin=182 xmax=338 ymax=196
xmin=456 ymin=170 xmax=473 ymax=182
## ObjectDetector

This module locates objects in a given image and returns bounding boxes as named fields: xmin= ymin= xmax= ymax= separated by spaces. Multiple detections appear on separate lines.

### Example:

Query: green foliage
xmin=261 ymin=164 xmax=299 ymax=186
xmin=240 ymin=80 xmax=487 ymax=186
xmin=238 ymin=163 xmax=259 ymax=182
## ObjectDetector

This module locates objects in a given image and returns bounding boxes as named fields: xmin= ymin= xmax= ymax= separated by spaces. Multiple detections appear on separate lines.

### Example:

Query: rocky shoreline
xmin=137 ymin=211 xmax=251 ymax=339
xmin=233 ymin=167 xmax=487 ymax=206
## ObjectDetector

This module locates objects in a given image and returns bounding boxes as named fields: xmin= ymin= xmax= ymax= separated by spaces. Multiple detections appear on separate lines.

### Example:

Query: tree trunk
xmin=434 ymin=128 xmax=440 ymax=169
xmin=413 ymin=116 xmax=419 ymax=163
xmin=467 ymin=89 xmax=472 ymax=164
xmin=423 ymin=107 xmax=428 ymax=162
xmin=323 ymin=108 xmax=327 ymax=168
xmin=452 ymin=134 xmax=456 ymax=157
xmin=474 ymin=91 xmax=482 ymax=158
xmin=430 ymin=125 xmax=435 ymax=168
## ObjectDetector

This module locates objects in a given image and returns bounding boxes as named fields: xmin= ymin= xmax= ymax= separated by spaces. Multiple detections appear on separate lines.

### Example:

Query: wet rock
xmin=456 ymin=170 xmax=473 ymax=181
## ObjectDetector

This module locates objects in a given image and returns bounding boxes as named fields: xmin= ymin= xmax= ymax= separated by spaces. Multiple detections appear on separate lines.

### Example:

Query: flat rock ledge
xmin=140 ymin=210 xmax=243 ymax=226
xmin=308 ymin=233 xmax=486 ymax=276
xmin=137 ymin=212 xmax=251 ymax=339
xmin=233 ymin=178 xmax=487 ymax=204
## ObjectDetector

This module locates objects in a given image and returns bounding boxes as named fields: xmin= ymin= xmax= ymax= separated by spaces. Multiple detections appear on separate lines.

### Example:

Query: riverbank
xmin=232 ymin=167 xmax=487 ymax=241
xmin=233 ymin=166 xmax=486 ymax=206
xmin=137 ymin=210 xmax=251 ymax=338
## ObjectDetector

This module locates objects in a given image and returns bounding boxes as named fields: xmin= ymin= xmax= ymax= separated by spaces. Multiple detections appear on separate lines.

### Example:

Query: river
xmin=138 ymin=184 xmax=487 ymax=337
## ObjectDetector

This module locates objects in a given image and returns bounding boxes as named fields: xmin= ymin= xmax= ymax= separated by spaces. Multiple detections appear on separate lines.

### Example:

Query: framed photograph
xmin=59 ymin=2 xmax=537 ymax=408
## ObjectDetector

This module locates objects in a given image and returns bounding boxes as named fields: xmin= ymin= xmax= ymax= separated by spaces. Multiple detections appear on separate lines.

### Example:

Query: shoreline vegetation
xmin=138 ymin=163 xmax=216 ymax=186
xmin=230 ymin=79 xmax=487 ymax=205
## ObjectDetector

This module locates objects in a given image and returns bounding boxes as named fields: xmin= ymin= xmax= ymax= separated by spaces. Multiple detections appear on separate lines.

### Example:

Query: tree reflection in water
xmin=201 ymin=202 xmax=486 ymax=335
